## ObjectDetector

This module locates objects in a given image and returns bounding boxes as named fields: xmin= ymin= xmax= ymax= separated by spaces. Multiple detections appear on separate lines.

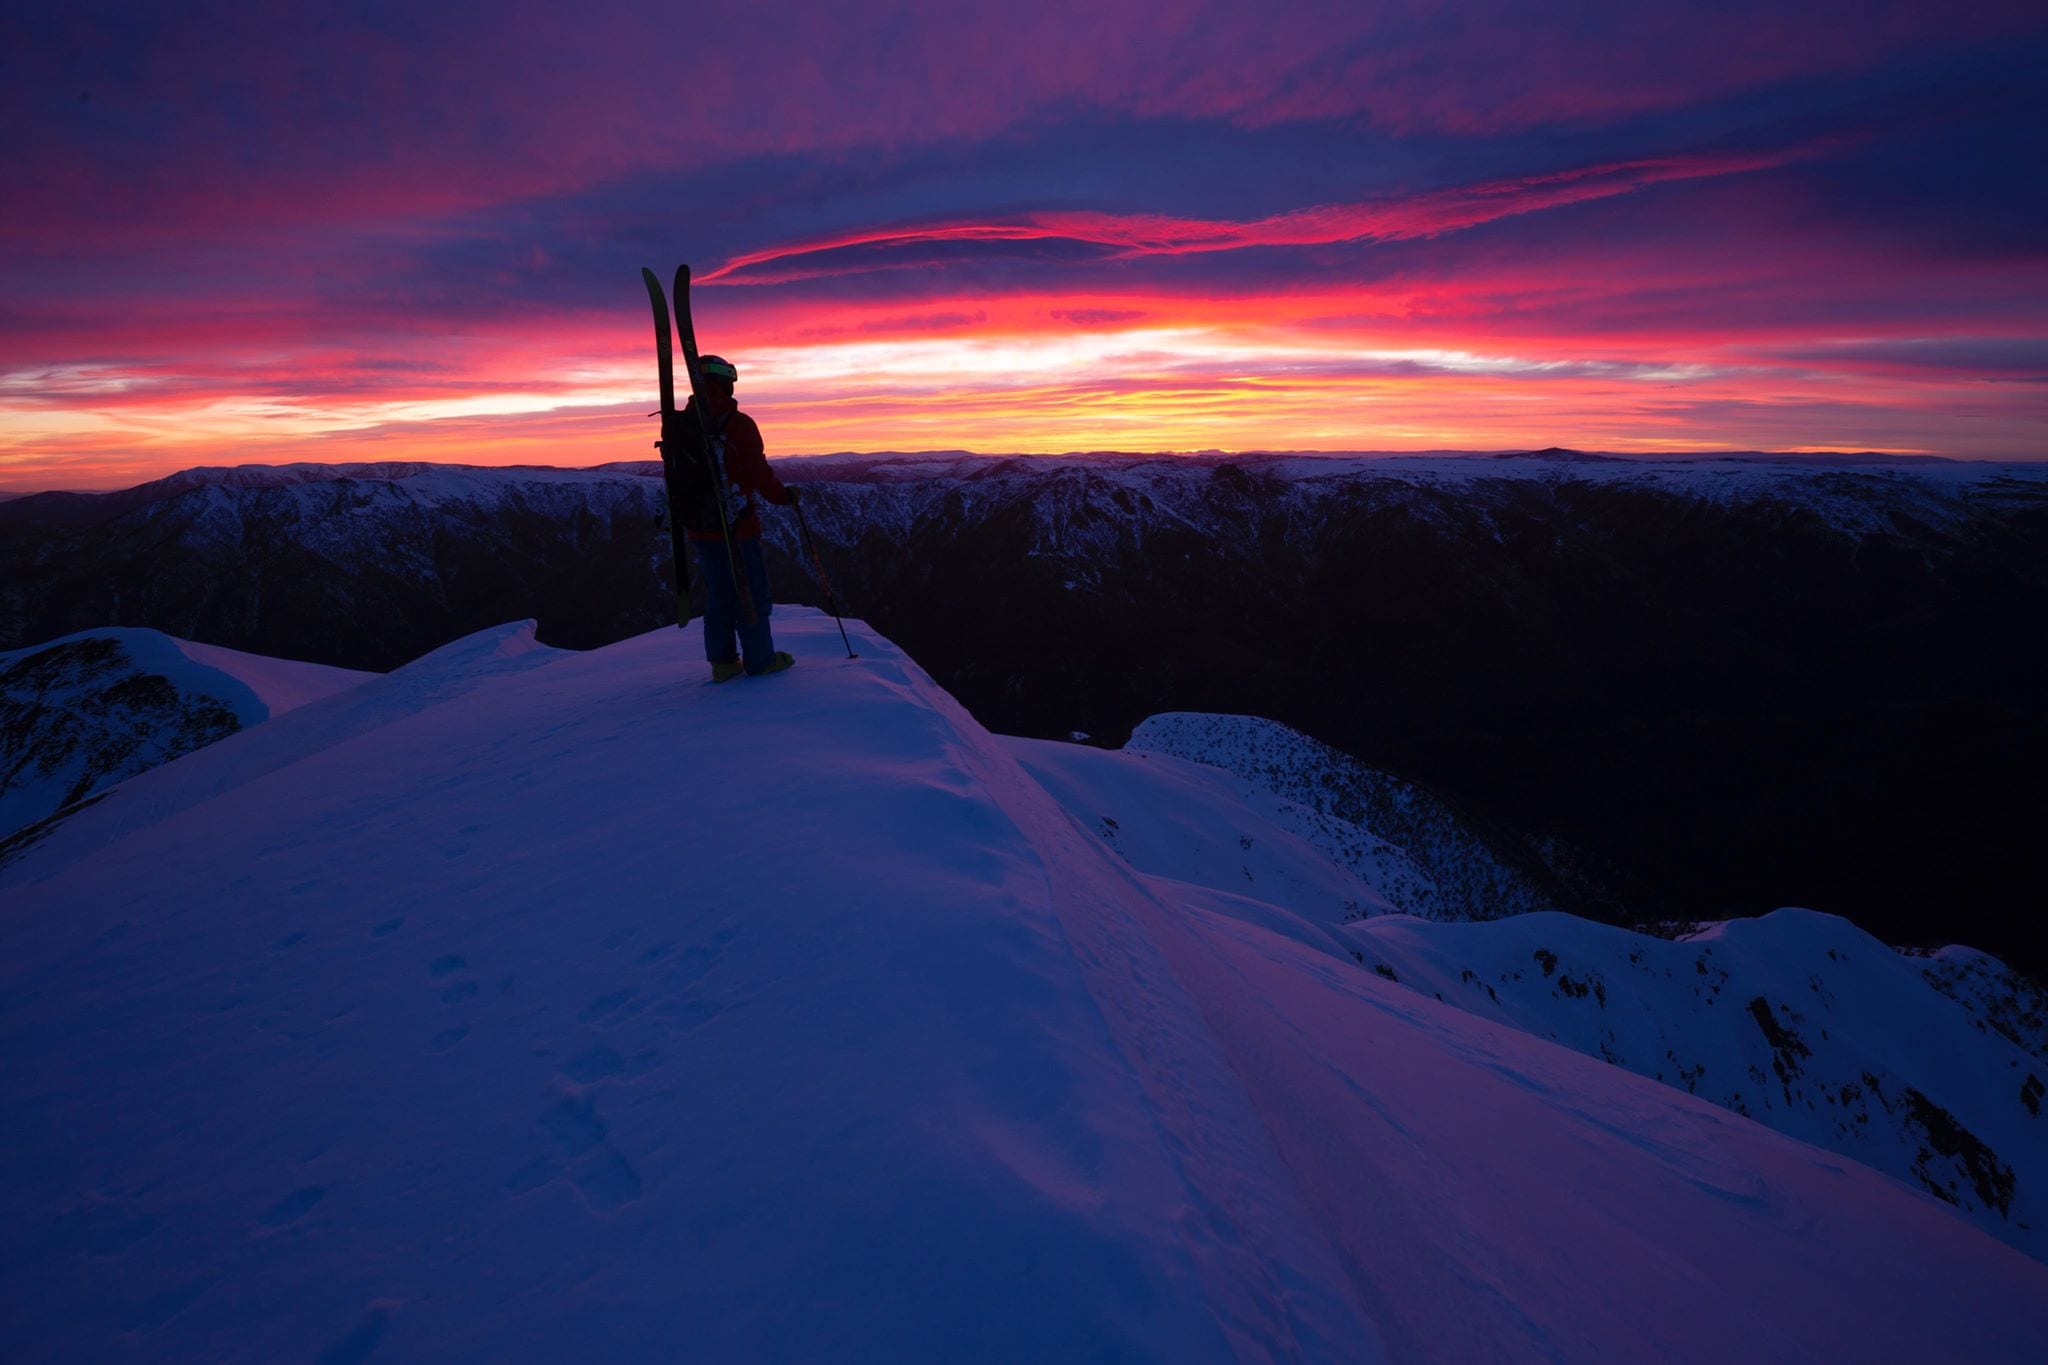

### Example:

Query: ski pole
xmin=793 ymin=497 xmax=857 ymax=659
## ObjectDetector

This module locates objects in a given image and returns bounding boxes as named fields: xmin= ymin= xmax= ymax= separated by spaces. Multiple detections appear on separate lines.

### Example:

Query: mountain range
xmin=4 ymin=452 xmax=2043 ymax=975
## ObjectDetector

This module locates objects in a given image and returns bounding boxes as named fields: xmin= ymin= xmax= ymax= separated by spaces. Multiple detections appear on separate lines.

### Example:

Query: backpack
xmin=660 ymin=401 xmax=747 ymax=537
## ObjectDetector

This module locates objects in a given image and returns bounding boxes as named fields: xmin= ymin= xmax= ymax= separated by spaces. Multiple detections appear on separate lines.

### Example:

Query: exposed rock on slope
xmin=0 ymin=628 xmax=370 ymax=844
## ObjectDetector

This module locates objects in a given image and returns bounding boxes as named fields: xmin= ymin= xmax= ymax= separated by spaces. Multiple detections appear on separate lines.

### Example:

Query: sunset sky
xmin=5 ymin=1 xmax=2046 ymax=490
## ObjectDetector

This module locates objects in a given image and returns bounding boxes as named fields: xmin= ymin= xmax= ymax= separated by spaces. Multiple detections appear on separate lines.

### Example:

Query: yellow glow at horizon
xmin=4 ymin=311 xmax=2002 ymax=486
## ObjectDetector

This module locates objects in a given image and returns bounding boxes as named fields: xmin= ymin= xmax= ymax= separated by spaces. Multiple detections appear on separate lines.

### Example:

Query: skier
xmin=684 ymin=355 xmax=798 ymax=681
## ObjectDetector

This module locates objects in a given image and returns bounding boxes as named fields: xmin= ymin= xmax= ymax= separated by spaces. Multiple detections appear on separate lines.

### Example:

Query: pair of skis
xmin=642 ymin=264 xmax=753 ymax=627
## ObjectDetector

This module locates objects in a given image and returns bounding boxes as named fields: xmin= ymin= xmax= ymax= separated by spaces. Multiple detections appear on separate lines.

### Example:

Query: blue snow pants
xmin=696 ymin=536 xmax=776 ymax=672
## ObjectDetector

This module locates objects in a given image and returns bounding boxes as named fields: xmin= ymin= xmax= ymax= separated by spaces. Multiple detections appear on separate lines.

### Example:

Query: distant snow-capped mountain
xmin=0 ymin=628 xmax=370 ymax=848
xmin=6 ymin=454 xmax=2040 ymax=667
xmin=2 ymin=611 xmax=2044 ymax=1361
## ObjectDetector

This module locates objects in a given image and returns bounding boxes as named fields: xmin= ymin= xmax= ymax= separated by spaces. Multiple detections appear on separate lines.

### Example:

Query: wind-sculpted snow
xmin=3 ymin=612 xmax=2046 ymax=1361
xmin=0 ymin=628 xmax=369 ymax=847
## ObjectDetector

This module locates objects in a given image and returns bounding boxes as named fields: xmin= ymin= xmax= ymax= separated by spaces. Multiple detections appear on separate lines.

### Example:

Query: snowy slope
xmin=1342 ymin=911 xmax=2048 ymax=1262
xmin=0 ymin=627 xmax=371 ymax=846
xmin=1007 ymin=736 xmax=1404 ymax=924
xmin=1124 ymin=712 xmax=1562 ymax=920
xmin=1012 ymin=727 xmax=2048 ymax=1261
xmin=3 ymin=612 xmax=2047 ymax=1361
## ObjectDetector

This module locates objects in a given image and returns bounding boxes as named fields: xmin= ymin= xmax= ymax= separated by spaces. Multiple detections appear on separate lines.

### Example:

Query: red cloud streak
xmin=700 ymin=145 xmax=1822 ymax=285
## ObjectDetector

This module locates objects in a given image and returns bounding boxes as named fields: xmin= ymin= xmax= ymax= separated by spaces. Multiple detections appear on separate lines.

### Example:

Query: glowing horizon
xmin=5 ymin=3 xmax=2046 ymax=491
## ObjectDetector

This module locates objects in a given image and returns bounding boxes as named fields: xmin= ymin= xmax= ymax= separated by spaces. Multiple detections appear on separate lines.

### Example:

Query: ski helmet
xmin=699 ymin=355 xmax=739 ymax=384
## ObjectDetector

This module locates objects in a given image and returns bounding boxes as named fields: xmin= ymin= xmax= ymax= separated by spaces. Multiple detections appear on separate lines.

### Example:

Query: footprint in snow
xmin=538 ymin=1094 xmax=607 ymax=1156
xmin=571 ymin=1148 xmax=643 ymax=1213
xmin=258 ymin=1185 xmax=326 ymax=1229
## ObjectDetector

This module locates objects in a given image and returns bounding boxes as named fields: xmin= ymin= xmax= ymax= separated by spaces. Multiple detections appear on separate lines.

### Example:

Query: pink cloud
xmin=699 ymin=144 xmax=1823 ymax=285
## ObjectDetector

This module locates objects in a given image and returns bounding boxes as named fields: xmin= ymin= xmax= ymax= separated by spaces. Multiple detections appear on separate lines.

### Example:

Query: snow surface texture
xmin=1017 ymin=721 xmax=2048 ymax=1263
xmin=0 ymin=627 xmax=369 ymax=846
xmin=5 ymin=611 xmax=2047 ymax=1361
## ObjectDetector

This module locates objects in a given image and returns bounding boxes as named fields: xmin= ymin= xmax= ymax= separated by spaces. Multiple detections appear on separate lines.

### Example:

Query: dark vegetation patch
xmin=3 ymin=634 xmax=243 ymax=842
xmin=1557 ymin=973 xmax=1604 ymax=1005
xmin=1748 ymin=997 xmax=1813 ymax=1092
xmin=0 ymin=790 xmax=112 ymax=871
xmin=1923 ymin=959 xmax=2048 ymax=1061
xmin=1902 ymin=1087 xmax=2016 ymax=1215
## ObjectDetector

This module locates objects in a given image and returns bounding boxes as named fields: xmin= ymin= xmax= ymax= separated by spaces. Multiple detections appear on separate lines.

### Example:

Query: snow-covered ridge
xmin=14 ymin=451 xmax=2045 ymax=540
xmin=1346 ymin=910 xmax=2048 ymax=1261
xmin=1123 ymin=712 xmax=1565 ymax=921
xmin=4 ymin=612 xmax=2044 ymax=1361
xmin=1014 ymin=720 xmax=2048 ymax=1262
xmin=0 ymin=627 xmax=370 ymax=846
xmin=1922 ymin=946 xmax=2048 ymax=1064
xmin=5 ymin=452 xmax=2040 ymax=682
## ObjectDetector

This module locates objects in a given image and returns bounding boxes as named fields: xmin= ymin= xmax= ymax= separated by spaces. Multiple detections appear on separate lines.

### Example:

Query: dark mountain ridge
xmin=4 ymin=454 xmax=2043 ymax=973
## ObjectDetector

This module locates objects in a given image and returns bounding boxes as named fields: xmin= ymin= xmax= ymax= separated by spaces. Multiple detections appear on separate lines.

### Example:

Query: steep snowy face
xmin=3 ymin=612 xmax=2046 ymax=1363
xmin=1014 ymin=725 xmax=2048 ymax=1262
xmin=0 ymin=628 xmax=369 ymax=846
xmin=1122 ymin=712 xmax=1572 ymax=920
xmin=1922 ymin=946 xmax=2048 ymax=1064
xmin=1345 ymin=911 xmax=2048 ymax=1263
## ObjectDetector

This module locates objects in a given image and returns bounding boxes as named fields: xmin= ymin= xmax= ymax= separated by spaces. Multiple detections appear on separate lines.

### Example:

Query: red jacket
xmin=686 ymin=397 xmax=790 ymax=542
